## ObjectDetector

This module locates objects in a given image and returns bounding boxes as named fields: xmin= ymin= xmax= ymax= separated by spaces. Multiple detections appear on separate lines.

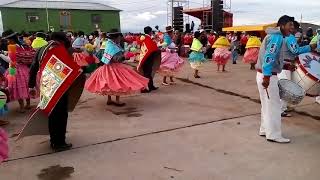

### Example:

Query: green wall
xmin=0 ymin=7 xmax=120 ymax=33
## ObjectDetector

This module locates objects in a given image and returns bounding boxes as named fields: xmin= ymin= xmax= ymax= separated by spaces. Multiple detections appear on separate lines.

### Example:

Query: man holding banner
xmin=26 ymin=32 xmax=85 ymax=151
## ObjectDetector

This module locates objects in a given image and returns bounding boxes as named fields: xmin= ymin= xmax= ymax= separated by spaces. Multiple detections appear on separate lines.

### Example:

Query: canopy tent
xmin=222 ymin=23 xmax=277 ymax=32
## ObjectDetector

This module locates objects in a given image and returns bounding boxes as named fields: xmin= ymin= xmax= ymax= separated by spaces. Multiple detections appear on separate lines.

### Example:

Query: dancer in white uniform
xmin=256 ymin=16 xmax=297 ymax=143
xmin=277 ymin=21 xmax=315 ymax=117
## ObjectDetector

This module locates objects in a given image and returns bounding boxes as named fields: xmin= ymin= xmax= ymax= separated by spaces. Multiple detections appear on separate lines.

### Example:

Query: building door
xmin=60 ymin=11 xmax=71 ymax=30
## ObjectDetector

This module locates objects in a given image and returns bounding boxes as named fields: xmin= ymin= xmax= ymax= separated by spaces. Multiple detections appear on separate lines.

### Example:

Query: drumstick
xmin=265 ymin=88 xmax=270 ymax=99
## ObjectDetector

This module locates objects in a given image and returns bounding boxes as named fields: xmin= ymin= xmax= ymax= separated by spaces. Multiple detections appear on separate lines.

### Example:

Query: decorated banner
xmin=38 ymin=44 xmax=82 ymax=115
xmin=17 ymin=44 xmax=82 ymax=140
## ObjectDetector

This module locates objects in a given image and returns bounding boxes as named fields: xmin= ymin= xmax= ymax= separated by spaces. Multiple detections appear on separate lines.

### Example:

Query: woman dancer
xmin=159 ymin=26 xmax=184 ymax=85
xmin=188 ymin=31 xmax=206 ymax=78
xmin=85 ymin=29 xmax=148 ymax=106
xmin=73 ymin=43 xmax=100 ymax=74
xmin=212 ymin=33 xmax=231 ymax=72
xmin=243 ymin=34 xmax=261 ymax=70
xmin=3 ymin=30 xmax=35 ymax=113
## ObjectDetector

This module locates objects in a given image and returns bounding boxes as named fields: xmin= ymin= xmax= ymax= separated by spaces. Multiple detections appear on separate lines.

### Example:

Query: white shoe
xmin=267 ymin=137 xmax=291 ymax=143
xmin=259 ymin=132 xmax=266 ymax=136
xmin=316 ymin=96 xmax=320 ymax=104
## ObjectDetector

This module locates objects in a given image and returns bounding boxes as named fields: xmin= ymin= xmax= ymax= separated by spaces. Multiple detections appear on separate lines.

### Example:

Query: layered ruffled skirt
xmin=6 ymin=64 xmax=30 ymax=101
xmin=188 ymin=51 xmax=206 ymax=70
xmin=85 ymin=63 xmax=148 ymax=96
xmin=158 ymin=52 xmax=185 ymax=76
xmin=213 ymin=48 xmax=231 ymax=65
xmin=243 ymin=48 xmax=259 ymax=64
xmin=0 ymin=128 xmax=8 ymax=163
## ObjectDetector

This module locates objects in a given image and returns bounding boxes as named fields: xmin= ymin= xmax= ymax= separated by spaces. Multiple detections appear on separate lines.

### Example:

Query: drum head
xmin=278 ymin=79 xmax=305 ymax=97
xmin=297 ymin=53 xmax=320 ymax=81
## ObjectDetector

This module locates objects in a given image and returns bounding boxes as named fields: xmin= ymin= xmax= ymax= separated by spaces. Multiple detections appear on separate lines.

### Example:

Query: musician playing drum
xmin=256 ymin=15 xmax=317 ymax=144
xmin=310 ymin=30 xmax=320 ymax=104
xmin=277 ymin=21 xmax=317 ymax=117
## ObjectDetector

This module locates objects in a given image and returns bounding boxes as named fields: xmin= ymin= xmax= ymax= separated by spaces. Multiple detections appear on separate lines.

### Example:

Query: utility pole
xmin=46 ymin=0 xmax=50 ymax=32
xmin=211 ymin=0 xmax=214 ymax=31
xmin=171 ymin=0 xmax=174 ymax=26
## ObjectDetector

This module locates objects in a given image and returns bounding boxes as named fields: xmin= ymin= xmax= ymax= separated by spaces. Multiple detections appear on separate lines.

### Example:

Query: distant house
xmin=0 ymin=0 xmax=121 ymax=34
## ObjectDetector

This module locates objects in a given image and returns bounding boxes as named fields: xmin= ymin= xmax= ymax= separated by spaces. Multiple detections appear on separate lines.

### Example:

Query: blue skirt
xmin=188 ymin=51 xmax=206 ymax=63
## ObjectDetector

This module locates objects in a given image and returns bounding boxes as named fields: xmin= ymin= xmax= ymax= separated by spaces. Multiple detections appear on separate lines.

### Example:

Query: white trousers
xmin=257 ymin=72 xmax=283 ymax=139
xmin=316 ymin=96 xmax=320 ymax=104
xmin=278 ymin=70 xmax=292 ymax=113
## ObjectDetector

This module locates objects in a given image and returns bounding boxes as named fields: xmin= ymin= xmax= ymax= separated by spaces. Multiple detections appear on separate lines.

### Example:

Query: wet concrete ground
xmin=1 ymin=59 xmax=320 ymax=180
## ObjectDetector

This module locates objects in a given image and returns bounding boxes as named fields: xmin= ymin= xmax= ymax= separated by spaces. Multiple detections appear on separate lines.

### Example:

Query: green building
xmin=0 ymin=0 xmax=121 ymax=34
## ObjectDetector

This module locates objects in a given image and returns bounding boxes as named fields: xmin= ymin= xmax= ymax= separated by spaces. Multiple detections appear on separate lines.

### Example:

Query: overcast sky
xmin=1 ymin=0 xmax=320 ymax=32
xmin=103 ymin=0 xmax=320 ymax=32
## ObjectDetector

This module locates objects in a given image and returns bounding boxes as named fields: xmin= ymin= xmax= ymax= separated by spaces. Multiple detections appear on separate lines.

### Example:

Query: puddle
xmin=38 ymin=165 xmax=74 ymax=180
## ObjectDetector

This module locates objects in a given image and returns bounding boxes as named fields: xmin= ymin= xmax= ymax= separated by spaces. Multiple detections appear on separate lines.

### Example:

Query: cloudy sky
xmin=1 ymin=0 xmax=320 ymax=32
xmin=103 ymin=0 xmax=320 ymax=32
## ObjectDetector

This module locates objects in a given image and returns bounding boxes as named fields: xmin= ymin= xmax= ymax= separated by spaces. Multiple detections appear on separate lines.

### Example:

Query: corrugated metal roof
xmin=0 ymin=0 xmax=121 ymax=11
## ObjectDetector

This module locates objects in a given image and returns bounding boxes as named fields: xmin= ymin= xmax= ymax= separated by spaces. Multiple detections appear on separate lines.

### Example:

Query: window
xmin=26 ymin=12 xmax=39 ymax=23
xmin=91 ymin=14 xmax=101 ymax=24
xmin=60 ymin=11 xmax=71 ymax=29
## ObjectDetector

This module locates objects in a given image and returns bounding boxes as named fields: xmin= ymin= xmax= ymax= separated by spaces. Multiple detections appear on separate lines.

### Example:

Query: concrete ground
xmin=1 ymin=59 xmax=320 ymax=180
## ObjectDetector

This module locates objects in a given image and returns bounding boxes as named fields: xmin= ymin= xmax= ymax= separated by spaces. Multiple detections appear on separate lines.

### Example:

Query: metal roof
xmin=0 ymin=0 xmax=121 ymax=11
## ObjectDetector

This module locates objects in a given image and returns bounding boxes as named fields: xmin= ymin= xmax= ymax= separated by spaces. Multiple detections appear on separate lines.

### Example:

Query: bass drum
xmin=292 ymin=52 xmax=320 ymax=96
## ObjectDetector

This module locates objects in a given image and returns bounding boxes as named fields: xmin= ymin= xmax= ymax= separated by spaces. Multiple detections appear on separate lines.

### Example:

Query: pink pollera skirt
xmin=243 ymin=48 xmax=259 ymax=64
xmin=158 ymin=52 xmax=185 ymax=76
xmin=73 ymin=52 xmax=99 ymax=66
xmin=6 ymin=64 xmax=30 ymax=101
xmin=0 ymin=128 xmax=8 ymax=163
xmin=213 ymin=48 xmax=231 ymax=65
xmin=85 ymin=63 xmax=148 ymax=96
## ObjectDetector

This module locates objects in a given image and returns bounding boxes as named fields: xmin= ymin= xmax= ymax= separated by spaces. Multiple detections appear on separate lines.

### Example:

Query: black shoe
xmin=281 ymin=112 xmax=292 ymax=117
xmin=150 ymin=86 xmax=159 ymax=91
xmin=51 ymin=143 xmax=72 ymax=152
xmin=141 ymin=89 xmax=151 ymax=93
xmin=233 ymin=62 xmax=237 ymax=64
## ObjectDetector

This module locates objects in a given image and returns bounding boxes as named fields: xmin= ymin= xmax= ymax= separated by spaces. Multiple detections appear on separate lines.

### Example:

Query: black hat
xmin=107 ymin=28 xmax=122 ymax=39
xmin=144 ymin=26 xmax=153 ymax=34
xmin=2 ymin=29 xmax=17 ymax=39
xmin=165 ymin=26 xmax=173 ymax=32
xmin=277 ymin=15 xmax=294 ymax=27
xmin=36 ymin=32 xmax=47 ymax=38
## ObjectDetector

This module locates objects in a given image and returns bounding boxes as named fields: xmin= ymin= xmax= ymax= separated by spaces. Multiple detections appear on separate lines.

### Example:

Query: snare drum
xmin=292 ymin=52 xmax=320 ymax=96
xmin=278 ymin=79 xmax=305 ymax=105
